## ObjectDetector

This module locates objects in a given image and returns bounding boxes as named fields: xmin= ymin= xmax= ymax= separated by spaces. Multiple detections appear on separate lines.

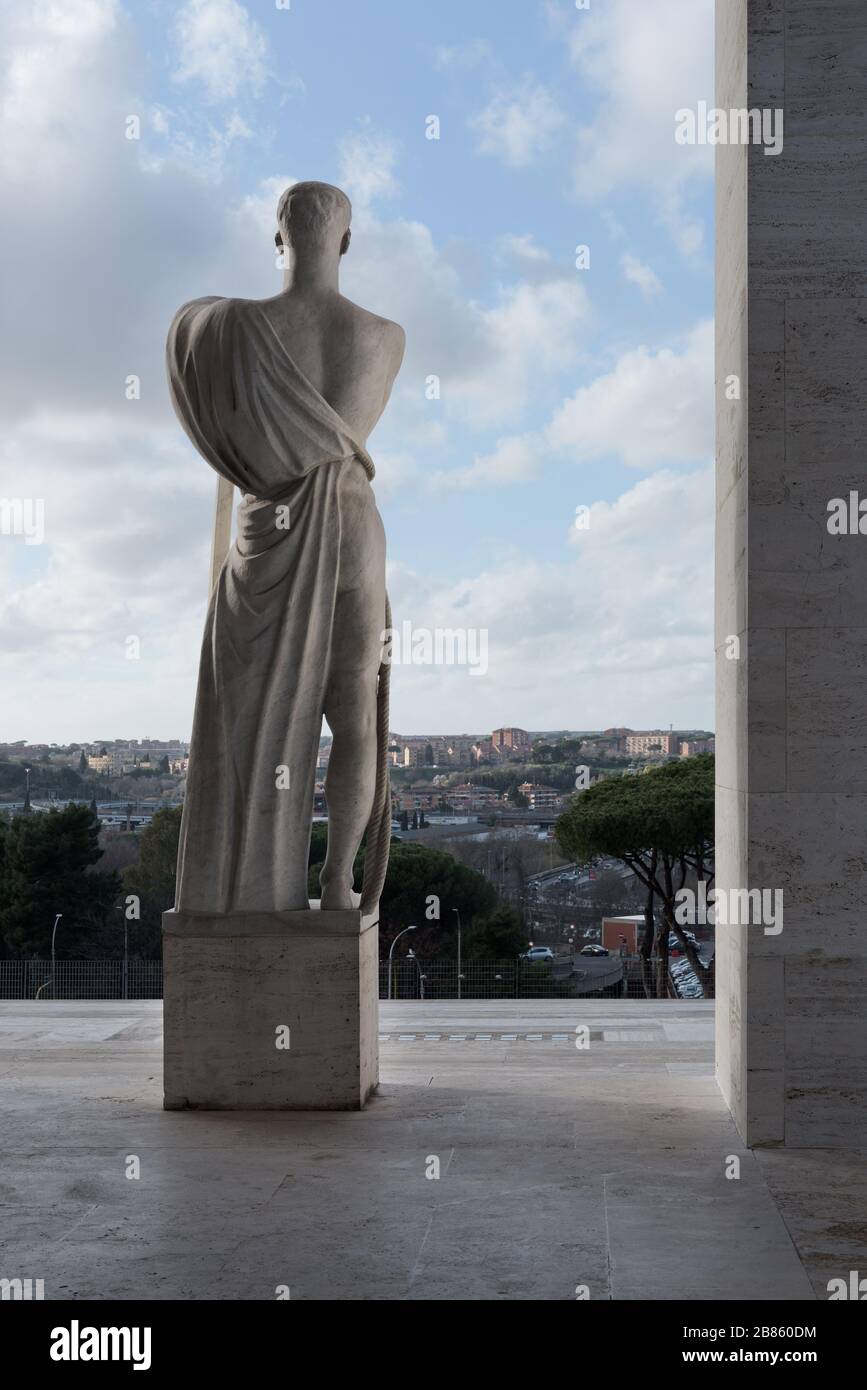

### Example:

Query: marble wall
xmin=716 ymin=0 xmax=867 ymax=1145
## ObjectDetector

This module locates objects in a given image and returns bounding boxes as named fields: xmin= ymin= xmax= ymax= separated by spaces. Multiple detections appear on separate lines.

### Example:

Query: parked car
xmin=580 ymin=944 xmax=609 ymax=957
xmin=669 ymin=930 xmax=698 ymax=948
xmin=523 ymin=946 xmax=555 ymax=962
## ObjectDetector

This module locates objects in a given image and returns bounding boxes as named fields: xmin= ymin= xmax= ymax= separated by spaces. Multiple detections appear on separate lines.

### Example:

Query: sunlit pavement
xmin=0 ymin=1000 xmax=862 ymax=1300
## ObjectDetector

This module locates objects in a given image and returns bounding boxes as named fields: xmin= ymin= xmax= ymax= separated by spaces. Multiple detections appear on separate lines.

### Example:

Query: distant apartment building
xmin=445 ymin=783 xmax=501 ymax=812
xmin=680 ymin=738 xmax=715 ymax=757
xmin=87 ymin=750 xmax=132 ymax=776
xmin=115 ymin=739 xmax=188 ymax=760
xmin=124 ymin=737 xmax=186 ymax=748
xmin=387 ymin=735 xmax=490 ymax=768
xmin=491 ymin=727 xmax=530 ymax=758
xmin=85 ymin=740 xmax=188 ymax=775
xmin=388 ymin=736 xmax=433 ymax=768
xmin=394 ymin=784 xmax=443 ymax=812
xmin=624 ymin=731 xmax=679 ymax=757
xmin=518 ymin=782 xmax=562 ymax=810
xmin=441 ymin=737 xmax=480 ymax=766
xmin=394 ymin=781 xmax=501 ymax=814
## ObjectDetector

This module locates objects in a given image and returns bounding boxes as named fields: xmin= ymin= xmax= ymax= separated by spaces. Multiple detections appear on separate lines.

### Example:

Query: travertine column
xmin=716 ymin=0 xmax=867 ymax=1145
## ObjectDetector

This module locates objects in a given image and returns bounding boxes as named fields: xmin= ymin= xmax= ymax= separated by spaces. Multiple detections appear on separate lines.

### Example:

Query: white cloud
xmin=546 ymin=319 xmax=713 ymax=467
xmin=563 ymin=0 xmax=714 ymax=255
xmin=495 ymin=233 xmax=574 ymax=285
xmin=338 ymin=122 xmax=400 ymax=209
xmin=230 ymin=173 xmax=299 ymax=243
xmin=460 ymin=279 xmax=587 ymax=426
xmin=172 ymin=0 xmax=268 ymax=103
xmin=385 ymin=468 xmax=713 ymax=731
xmin=469 ymin=76 xmax=564 ymax=168
xmin=0 ymin=0 xmax=124 ymax=181
xmin=0 ymin=3 xmax=291 ymax=739
xmin=621 ymin=252 xmax=663 ymax=299
xmin=0 ymin=420 xmax=213 ymax=741
xmin=436 ymin=436 xmax=538 ymax=493
xmin=341 ymin=214 xmax=589 ymax=433
xmin=369 ymin=451 xmax=419 ymax=497
xmin=140 ymin=107 xmax=257 ymax=183
xmin=433 ymin=319 xmax=712 ymax=489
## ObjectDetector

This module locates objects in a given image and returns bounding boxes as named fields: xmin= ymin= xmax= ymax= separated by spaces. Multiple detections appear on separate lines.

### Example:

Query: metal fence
xmin=380 ymin=954 xmax=713 ymax=1000
xmin=0 ymin=959 xmax=163 ymax=1000
xmin=381 ymin=959 xmax=582 ymax=1000
xmin=0 ymin=954 xmax=713 ymax=1001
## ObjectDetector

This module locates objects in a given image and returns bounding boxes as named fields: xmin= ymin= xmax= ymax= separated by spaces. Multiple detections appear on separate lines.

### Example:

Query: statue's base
xmin=162 ymin=903 xmax=379 ymax=1111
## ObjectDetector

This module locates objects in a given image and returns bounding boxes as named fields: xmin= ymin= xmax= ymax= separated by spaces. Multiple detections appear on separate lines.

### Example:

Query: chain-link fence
xmin=380 ymin=954 xmax=713 ymax=1000
xmin=0 ymin=959 xmax=163 ymax=1000
xmin=0 ymin=954 xmax=713 ymax=1001
xmin=380 ymin=958 xmax=583 ymax=1000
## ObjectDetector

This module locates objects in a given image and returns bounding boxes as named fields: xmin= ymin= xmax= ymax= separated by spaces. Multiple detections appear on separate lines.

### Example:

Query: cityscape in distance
xmin=0 ymin=724 xmax=715 ymax=826
xmin=0 ymin=723 xmax=716 ymax=1004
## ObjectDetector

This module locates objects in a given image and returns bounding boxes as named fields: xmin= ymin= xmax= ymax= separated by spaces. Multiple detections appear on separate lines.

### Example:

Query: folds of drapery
xmin=166 ymin=296 xmax=391 ymax=914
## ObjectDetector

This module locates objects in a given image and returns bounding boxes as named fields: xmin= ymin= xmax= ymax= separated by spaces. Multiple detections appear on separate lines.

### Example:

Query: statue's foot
xmin=320 ymin=885 xmax=354 ymax=910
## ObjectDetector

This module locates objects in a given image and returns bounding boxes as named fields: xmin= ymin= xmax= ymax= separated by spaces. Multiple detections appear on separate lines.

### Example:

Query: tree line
xmin=0 ymin=806 xmax=527 ymax=961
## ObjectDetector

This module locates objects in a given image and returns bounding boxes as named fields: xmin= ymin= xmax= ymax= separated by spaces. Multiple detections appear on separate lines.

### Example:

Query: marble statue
xmin=166 ymin=182 xmax=405 ymax=914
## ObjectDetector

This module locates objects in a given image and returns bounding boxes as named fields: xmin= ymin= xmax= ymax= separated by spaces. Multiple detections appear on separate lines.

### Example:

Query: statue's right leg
xmin=320 ymin=586 xmax=382 ymax=910
xmin=320 ymin=484 xmax=386 ymax=911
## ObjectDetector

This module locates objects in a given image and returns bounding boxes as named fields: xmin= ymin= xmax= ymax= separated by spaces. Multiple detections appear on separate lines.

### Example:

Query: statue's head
xmin=275 ymin=181 xmax=352 ymax=258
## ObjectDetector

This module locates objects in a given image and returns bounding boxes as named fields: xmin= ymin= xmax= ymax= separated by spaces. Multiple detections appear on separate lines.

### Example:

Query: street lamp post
xmin=387 ymin=925 xmax=417 ymax=1000
xmin=50 ymin=914 xmax=62 ymax=998
xmin=115 ymin=902 xmax=134 ymax=1000
xmin=407 ymin=949 xmax=426 ymax=1000
xmin=452 ymin=911 xmax=461 ymax=1000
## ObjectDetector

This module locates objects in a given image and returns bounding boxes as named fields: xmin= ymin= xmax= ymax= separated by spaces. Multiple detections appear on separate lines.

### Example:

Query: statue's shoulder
xmin=170 ymin=295 xmax=234 ymax=327
xmin=168 ymin=295 xmax=234 ymax=344
xmin=340 ymin=295 xmax=404 ymax=342
xmin=167 ymin=298 xmax=250 ymax=374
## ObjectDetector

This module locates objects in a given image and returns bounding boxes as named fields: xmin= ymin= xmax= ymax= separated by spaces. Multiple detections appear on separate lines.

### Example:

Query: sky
xmin=0 ymin=0 xmax=715 ymax=743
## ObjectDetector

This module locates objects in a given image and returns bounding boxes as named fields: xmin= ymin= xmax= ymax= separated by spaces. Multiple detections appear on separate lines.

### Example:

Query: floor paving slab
xmin=0 ymin=1000 xmax=859 ymax=1301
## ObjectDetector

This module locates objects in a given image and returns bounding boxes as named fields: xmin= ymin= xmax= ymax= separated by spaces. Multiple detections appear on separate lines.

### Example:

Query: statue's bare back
xmin=254 ymin=290 xmax=404 ymax=446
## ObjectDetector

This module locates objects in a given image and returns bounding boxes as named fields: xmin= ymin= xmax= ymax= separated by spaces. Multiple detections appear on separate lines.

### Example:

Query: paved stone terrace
xmin=0 ymin=1001 xmax=863 ymax=1300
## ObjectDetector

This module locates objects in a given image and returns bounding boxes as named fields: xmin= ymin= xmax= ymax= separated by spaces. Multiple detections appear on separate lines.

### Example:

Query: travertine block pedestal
xmin=162 ymin=903 xmax=379 ymax=1110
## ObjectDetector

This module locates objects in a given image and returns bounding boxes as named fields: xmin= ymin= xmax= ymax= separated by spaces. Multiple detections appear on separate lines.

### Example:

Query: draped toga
xmin=166 ymin=296 xmax=391 ymax=915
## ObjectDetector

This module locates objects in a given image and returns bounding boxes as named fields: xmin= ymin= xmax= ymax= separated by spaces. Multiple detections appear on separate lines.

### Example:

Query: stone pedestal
xmin=162 ymin=903 xmax=379 ymax=1110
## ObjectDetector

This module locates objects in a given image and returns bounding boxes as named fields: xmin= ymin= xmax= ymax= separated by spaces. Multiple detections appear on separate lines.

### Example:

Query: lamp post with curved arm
xmin=387 ymin=925 xmax=417 ymax=1001
xmin=50 ymin=914 xmax=62 ymax=998
xmin=450 ymin=911 xmax=464 ymax=1000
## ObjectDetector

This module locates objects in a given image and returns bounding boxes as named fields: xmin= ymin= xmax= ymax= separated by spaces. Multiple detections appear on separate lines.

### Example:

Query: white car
xmin=523 ymin=946 xmax=555 ymax=962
